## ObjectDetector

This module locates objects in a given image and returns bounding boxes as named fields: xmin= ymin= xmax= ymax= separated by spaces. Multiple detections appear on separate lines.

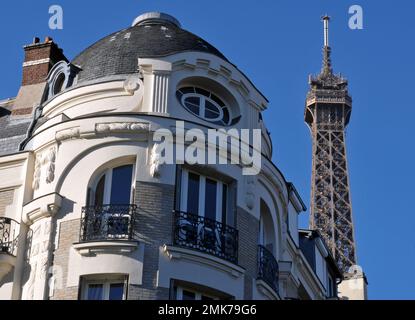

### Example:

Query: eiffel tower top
xmin=307 ymin=15 xmax=352 ymax=108
xmin=309 ymin=16 xmax=349 ymax=91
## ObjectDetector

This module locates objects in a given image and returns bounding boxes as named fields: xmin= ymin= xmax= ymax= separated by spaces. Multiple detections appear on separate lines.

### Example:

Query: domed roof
xmin=72 ymin=12 xmax=228 ymax=83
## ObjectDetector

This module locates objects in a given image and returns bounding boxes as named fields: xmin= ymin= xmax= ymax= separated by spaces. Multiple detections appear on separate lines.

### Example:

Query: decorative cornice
xmin=55 ymin=127 xmax=81 ymax=142
xmin=22 ymin=192 xmax=63 ymax=225
xmin=163 ymin=245 xmax=245 ymax=279
xmin=73 ymin=241 xmax=139 ymax=256
xmin=95 ymin=122 xmax=150 ymax=134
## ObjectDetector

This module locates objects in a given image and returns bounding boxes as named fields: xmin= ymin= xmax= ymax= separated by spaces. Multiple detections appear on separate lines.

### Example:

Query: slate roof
xmin=0 ymin=102 xmax=31 ymax=156
xmin=72 ymin=22 xmax=228 ymax=84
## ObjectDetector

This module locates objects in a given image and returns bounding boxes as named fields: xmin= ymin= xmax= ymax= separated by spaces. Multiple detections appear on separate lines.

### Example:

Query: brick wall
xmin=51 ymin=219 xmax=80 ymax=300
xmin=236 ymin=207 xmax=259 ymax=299
xmin=22 ymin=41 xmax=67 ymax=86
xmin=130 ymin=181 xmax=175 ymax=300
xmin=0 ymin=189 xmax=14 ymax=217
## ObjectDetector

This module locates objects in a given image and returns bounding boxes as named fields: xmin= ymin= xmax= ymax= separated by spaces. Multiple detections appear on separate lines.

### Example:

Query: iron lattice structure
xmin=305 ymin=17 xmax=357 ymax=273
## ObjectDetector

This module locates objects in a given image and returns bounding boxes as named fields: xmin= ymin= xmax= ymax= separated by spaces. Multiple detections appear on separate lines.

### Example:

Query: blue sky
xmin=1 ymin=0 xmax=414 ymax=300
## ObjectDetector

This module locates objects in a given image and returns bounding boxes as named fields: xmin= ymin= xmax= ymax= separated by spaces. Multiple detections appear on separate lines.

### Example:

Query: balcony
xmin=0 ymin=217 xmax=19 ymax=256
xmin=257 ymin=245 xmax=279 ymax=295
xmin=0 ymin=217 xmax=19 ymax=280
xmin=80 ymin=205 xmax=138 ymax=242
xmin=172 ymin=211 xmax=238 ymax=264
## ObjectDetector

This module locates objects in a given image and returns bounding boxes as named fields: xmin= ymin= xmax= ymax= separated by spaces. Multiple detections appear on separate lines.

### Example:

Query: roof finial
xmin=321 ymin=15 xmax=333 ymax=75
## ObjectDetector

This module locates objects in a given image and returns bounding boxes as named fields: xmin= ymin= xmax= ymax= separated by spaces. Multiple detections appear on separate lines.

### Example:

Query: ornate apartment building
xmin=0 ymin=12 xmax=353 ymax=300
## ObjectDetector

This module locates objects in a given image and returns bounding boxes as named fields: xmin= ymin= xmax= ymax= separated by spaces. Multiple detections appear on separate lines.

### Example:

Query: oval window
xmin=176 ymin=86 xmax=233 ymax=126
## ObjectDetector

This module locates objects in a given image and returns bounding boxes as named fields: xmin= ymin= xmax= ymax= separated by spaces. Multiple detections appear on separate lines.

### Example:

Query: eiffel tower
xmin=305 ymin=16 xmax=357 ymax=273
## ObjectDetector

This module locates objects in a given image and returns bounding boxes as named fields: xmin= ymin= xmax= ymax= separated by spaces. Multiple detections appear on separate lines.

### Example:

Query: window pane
xmin=110 ymin=165 xmax=133 ymax=204
xmin=205 ymin=179 xmax=217 ymax=221
xmin=222 ymin=108 xmax=230 ymax=124
xmin=109 ymin=283 xmax=124 ymax=300
xmin=87 ymin=284 xmax=103 ymax=300
xmin=222 ymin=184 xmax=228 ymax=224
xmin=182 ymin=290 xmax=196 ymax=300
xmin=187 ymin=173 xmax=200 ymax=215
xmin=205 ymin=109 xmax=220 ymax=120
xmin=205 ymin=100 xmax=220 ymax=113
xmin=184 ymin=96 xmax=200 ymax=107
xmin=95 ymin=175 xmax=106 ymax=206
xmin=186 ymin=104 xmax=200 ymax=115
xmin=184 ymin=96 xmax=201 ymax=115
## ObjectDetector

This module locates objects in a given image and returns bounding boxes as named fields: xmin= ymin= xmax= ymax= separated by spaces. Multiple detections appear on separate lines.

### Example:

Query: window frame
xmin=89 ymin=164 xmax=136 ymax=206
xmin=175 ymin=286 xmax=219 ymax=301
xmin=176 ymin=86 xmax=232 ymax=126
xmin=81 ymin=275 xmax=128 ymax=300
xmin=179 ymin=169 xmax=228 ymax=224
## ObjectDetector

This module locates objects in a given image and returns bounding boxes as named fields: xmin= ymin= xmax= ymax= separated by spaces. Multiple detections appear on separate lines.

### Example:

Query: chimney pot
xmin=33 ymin=37 xmax=40 ymax=44
xmin=45 ymin=36 xmax=53 ymax=43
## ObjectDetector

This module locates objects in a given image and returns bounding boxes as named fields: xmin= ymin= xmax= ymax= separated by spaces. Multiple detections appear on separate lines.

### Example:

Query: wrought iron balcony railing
xmin=172 ymin=210 xmax=238 ymax=264
xmin=257 ymin=245 xmax=279 ymax=294
xmin=0 ymin=217 xmax=19 ymax=257
xmin=80 ymin=205 xmax=138 ymax=242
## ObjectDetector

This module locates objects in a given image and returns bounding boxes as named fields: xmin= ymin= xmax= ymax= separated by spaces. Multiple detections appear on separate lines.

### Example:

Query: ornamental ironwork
xmin=257 ymin=245 xmax=279 ymax=294
xmin=0 ymin=217 xmax=19 ymax=256
xmin=80 ymin=205 xmax=138 ymax=242
xmin=172 ymin=210 xmax=238 ymax=264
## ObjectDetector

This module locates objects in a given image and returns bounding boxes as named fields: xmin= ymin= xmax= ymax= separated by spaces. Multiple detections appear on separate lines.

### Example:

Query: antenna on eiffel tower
xmin=322 ymin=15 xmax=330 ymax=47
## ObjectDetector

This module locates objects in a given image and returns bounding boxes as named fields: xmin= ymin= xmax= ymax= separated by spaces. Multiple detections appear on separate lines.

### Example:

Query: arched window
xmin=90 ymin=164 xmax=134 ymax=205
xmin=45 ymin=61 xmax=79 ymax=101
xmin=259 ymin=200 xmax=276 ymax=255
xmin=82 ymin=164 xmax=135 ymax=242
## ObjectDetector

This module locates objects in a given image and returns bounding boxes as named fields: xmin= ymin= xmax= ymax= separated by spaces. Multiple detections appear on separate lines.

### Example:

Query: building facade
xmin=0 ymin=12 xmax=343 ymax=300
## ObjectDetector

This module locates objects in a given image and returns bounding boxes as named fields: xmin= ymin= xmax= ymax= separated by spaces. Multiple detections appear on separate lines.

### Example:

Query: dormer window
xmin=176 ymin=87 xmax=233 ymax=126
xmin=45 ymin=61 xmax=79 ymax=101
xmin=53 ymin=73 xmax=66 ymax=95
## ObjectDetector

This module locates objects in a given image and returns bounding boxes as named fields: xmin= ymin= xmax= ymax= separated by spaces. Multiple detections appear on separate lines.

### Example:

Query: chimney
xmin=21 ymin=36 xmax=67 ymax=86
xmin=11 ymin=37 xmax=68 ymax=117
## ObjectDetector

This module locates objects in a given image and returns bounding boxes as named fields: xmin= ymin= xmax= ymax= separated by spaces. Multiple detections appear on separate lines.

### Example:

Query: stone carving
xmin=149 ymin=143 xmax=161 ymax=178
xmin=32 ymin=154 xmax=42 ymax=190
xmin=32 ymin=147 xmax=57 ymax=189
xmin=245 ymin=176 xmax=256 ymax=210
xmin=23 ymin=219 xmax=54 ymax=300
xmin=95 ymin=122 xmax=149 ymax=134
xmin=55 ymin=127 xmax=80 ymax=142
xmin=124 ymin=77 xmax=140 ymax=94
xmin=45 ymin=148 xmax=56 ymax=184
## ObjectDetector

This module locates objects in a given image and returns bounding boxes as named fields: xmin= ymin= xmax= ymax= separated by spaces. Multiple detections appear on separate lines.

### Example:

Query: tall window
xmin=91 ymin=165 xmax=134 ymax=205
xmin=180 ymin=170 xmax=230 ymax=225
xmin=81 ymin=276 xmax=128 ymax=300
xmin=259 ymin=200 xmax=276 ymax=255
